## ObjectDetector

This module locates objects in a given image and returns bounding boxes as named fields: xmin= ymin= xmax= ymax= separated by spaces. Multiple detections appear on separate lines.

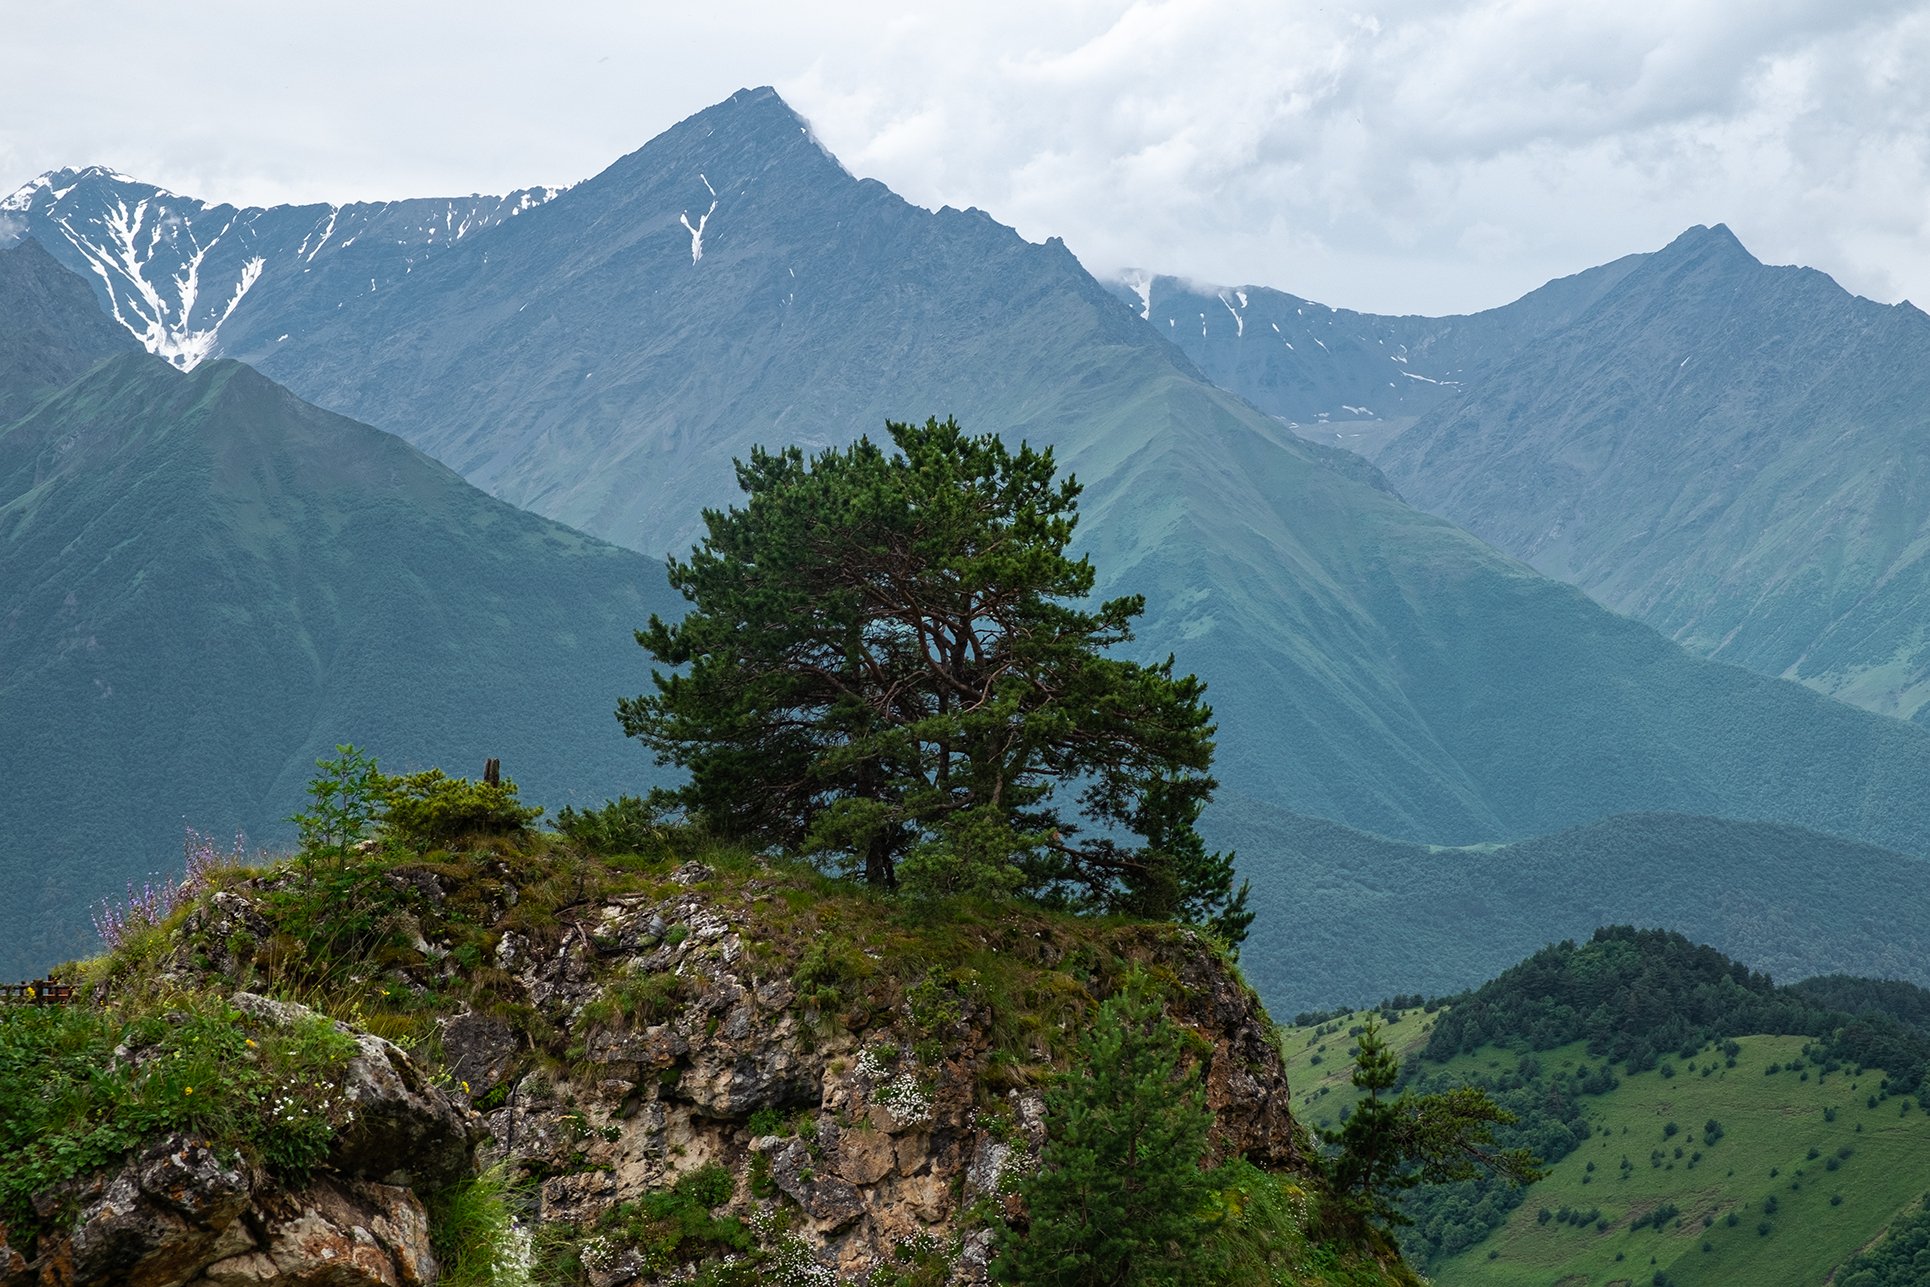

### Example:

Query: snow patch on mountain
xmin=1220 ymin=290 xmax=1244 ymax=337
xmin=3 ymin=169 xmax=565 ymax=368
xmin=680 ymin=174 xmax=720 ymax=264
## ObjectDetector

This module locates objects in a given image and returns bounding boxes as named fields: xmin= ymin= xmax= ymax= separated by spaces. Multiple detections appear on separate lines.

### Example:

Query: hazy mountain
xmin=25 ymin=91 xmax=1930 ymax=871
xmin=1223 ymin=806 xmax=1930 ymax=1015
xmin=0 ymin=236 xmax=137 ymax=421
xmin=0 ymin=245 xmax=675 ymax=976
xmin=1103 ymin=255 xmax=1643 ymax=456
xmin=1375 ymin=225 xmax=1930 ymax=722
xmin=0 ymin=165 xmax=561 ymax=369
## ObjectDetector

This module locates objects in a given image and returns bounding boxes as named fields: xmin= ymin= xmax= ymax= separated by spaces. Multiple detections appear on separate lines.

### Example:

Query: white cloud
xmin=3 ymin=1 xmax=1926 ymax=313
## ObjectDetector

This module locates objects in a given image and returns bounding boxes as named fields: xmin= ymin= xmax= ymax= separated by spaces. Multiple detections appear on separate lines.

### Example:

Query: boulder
xmin=755 ymin=1137 xmax=864 ymax=1231
xmin=437 ymin=1011 xmax=519 ymax=1096
xmin=62 ymin=1136 xmax=254 ymax=1287
xmin=231 ymin=992 xmax=478 ymax=1187
xmin=201 ymin=1177 xmax=435 ymax=1286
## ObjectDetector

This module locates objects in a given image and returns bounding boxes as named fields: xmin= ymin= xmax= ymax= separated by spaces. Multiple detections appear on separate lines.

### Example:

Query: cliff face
xmin=0 ymin=836 xmax=1403 ymax=1287
xmin=453 ymin=860 xmax=1304 ymax=1283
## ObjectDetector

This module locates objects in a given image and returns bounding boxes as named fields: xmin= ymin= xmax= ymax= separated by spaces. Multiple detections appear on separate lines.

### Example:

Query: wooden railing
xmin=0 ymin=980 xmax=76 ymax=1006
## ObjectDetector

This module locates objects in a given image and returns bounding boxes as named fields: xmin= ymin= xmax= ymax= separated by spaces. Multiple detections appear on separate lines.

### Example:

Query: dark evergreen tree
xmin=993 ymin=984 xmax=1219 ymax=1286
xmin=620 ymin=416 xmax=1249 ymax=941
xmin=1328 ymin=1018 xmax=1541 ymax=1225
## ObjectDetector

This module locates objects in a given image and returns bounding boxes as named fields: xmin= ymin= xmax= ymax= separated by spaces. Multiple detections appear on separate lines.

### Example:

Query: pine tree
xmin=619 ymin=416 xmax=1249 ymax=940
xmin=994 ymin=984 xmax=1219 ymax=1286
xmin=1327 ymin=1017 xmax=1542 ymax=1225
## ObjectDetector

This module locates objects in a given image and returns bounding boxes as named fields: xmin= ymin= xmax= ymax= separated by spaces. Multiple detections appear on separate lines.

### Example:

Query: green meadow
xmin=1277 ymin=1013 xmax=1930 ymax=1286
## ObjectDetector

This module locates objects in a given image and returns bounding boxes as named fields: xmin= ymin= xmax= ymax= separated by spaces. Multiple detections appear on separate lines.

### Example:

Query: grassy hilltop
xmin=1274 ymin=931 xmax=1930 ymax=1286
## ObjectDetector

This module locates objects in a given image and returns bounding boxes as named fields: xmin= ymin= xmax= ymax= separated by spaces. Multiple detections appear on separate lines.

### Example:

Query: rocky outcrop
xmin=1 ymin=998 xmax=477 ymax=1287
xmin=462 ymin=878 xmax=1308 ymax=1284
xmin=9 ymin=862 xmax=1318 ymax=1286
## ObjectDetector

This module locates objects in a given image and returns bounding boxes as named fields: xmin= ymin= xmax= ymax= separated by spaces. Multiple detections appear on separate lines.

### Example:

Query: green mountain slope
xmin=0 ymin=237 xmax=136 ymax=422
xmin=1281 ymin=931 xmax=1930 ymax=1285
xmin=1301 ymin=1025 xmax=1930 ymax=1287
xmin=0 ymin=344 xmax=678 ymax=976
xmin=1218 ymin=807 xmax=1930 ymax=1015
xmin=1376 ymin=224 xmax=1930 ymax=722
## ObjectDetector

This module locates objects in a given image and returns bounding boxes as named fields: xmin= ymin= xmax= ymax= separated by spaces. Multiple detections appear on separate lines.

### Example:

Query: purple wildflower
xmin=91 ymin=825 xmax=250 ymax=950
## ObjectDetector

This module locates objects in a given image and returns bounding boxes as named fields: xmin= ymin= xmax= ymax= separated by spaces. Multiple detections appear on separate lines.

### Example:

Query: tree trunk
xmin=865 ymin=830 xmax=897 ymax=890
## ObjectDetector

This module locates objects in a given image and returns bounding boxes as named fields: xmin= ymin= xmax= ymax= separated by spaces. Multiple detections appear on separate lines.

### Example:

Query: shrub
xmin=792 ymin=937 xmax=870 ymax=1013
xmin=383 ymin=770 xmax=543 ymax=849
xmin=673 ymin=1165 xmax=734 ymax=1210
xmin=993 ymin=982 xmax=1220 ymax=1285
xmin=553 ymin=795 xmax=664 ymax=855
xmin=291 ymin=744 xmax=386 ymax=864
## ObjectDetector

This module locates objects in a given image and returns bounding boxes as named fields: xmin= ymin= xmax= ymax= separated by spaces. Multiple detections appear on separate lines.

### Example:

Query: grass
xmin=1274 ymin=1011 xmax=1930 ymax=1287
xmin=0 ymin=984 xmax=357 ymax=1229
xmin=1278 ymin=1007 xmax=1444 ymax=1135
xmin=430 ymin=1165 xmax=531 ymax=1287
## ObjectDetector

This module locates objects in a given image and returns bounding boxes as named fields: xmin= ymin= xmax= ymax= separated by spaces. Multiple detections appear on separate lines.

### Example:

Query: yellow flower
xmin=245 ymin=1038 xmax=257 ymax=1048
xmin=461 ymin=1080 xmax=471 ymax=1094
xmin=184 ymin=1086 xmax=194 ymax=1095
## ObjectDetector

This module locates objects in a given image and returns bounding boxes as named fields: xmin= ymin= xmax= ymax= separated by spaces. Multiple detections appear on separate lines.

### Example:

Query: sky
xmin=3 ymin=0 xmax=1926 ymax=315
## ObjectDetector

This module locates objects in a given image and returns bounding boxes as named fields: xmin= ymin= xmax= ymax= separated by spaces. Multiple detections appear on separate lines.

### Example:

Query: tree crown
xmin=619 ymin=416 xmax=1248 ymax=942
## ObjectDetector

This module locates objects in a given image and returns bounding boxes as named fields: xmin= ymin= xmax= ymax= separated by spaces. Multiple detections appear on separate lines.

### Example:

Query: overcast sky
xmin=3 ymin=1 xmax=1925 ymax=315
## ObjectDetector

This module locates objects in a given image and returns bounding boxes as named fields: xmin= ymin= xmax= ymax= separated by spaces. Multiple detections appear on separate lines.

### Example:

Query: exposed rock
xmin=1169 ymin=937 xmax=1306 ymax=1169
xmin=231 ymin=992 xmax=479 ymax=1187
xmin=758 ymin=1138 xmax=865 ymax=1231
xmin=168 ymin=893 xmax=274 ymax=978
xmin=438 ymin=1010 xmax=520 ymax=1097
xmin=834 ymin=1122 xmax=896 ymax=1185
xmin=13 ymin=869 xmax=1331 ymax=1286
xmin=449 ymin=887 xmax=1313 ymax=1284
xmin=384 ymin=865 xmax=447 ymax=908
xmin=0 ymin=981 xmax=474 ymax=1287
xmin=51 ymin=1137 xmax=253 ymax=1287
xmin=203 ymin=1177 xmax=435 ymax=1287
xmin=0 ymin=1225 xmax=27 ymax=1282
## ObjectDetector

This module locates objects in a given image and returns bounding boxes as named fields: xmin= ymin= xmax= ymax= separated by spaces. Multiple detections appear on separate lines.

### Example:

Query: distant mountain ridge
xmin=1129 ymin=225 xmax=1930 ymax=727
xmin=0 ymin=164 xmax=561 ymax=369
xmin=1104 ymin=253 xmax=1644 ymax=456
xmin=1375 ymin=224 xmax=1930 ymax=722
xmin=1224 ymin=804 xmax=1930 ymax=1014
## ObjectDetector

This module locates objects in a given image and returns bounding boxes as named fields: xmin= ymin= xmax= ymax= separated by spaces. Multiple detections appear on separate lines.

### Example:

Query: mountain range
xmin=1376 ymin=225 xmax=1930 ymax=724
xmin=1123 ymin=226 xmax=1930 ymax=730
xmin=1225 ymin=807 xmax=1930 ymax=1015
xmin=0 ymin=166 xmax=560 ymax=370
xmin=7 ymin=88 xmax=1930 ymax=1010
xmin=1104 ymin=252 xmax=1643 ymax=456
